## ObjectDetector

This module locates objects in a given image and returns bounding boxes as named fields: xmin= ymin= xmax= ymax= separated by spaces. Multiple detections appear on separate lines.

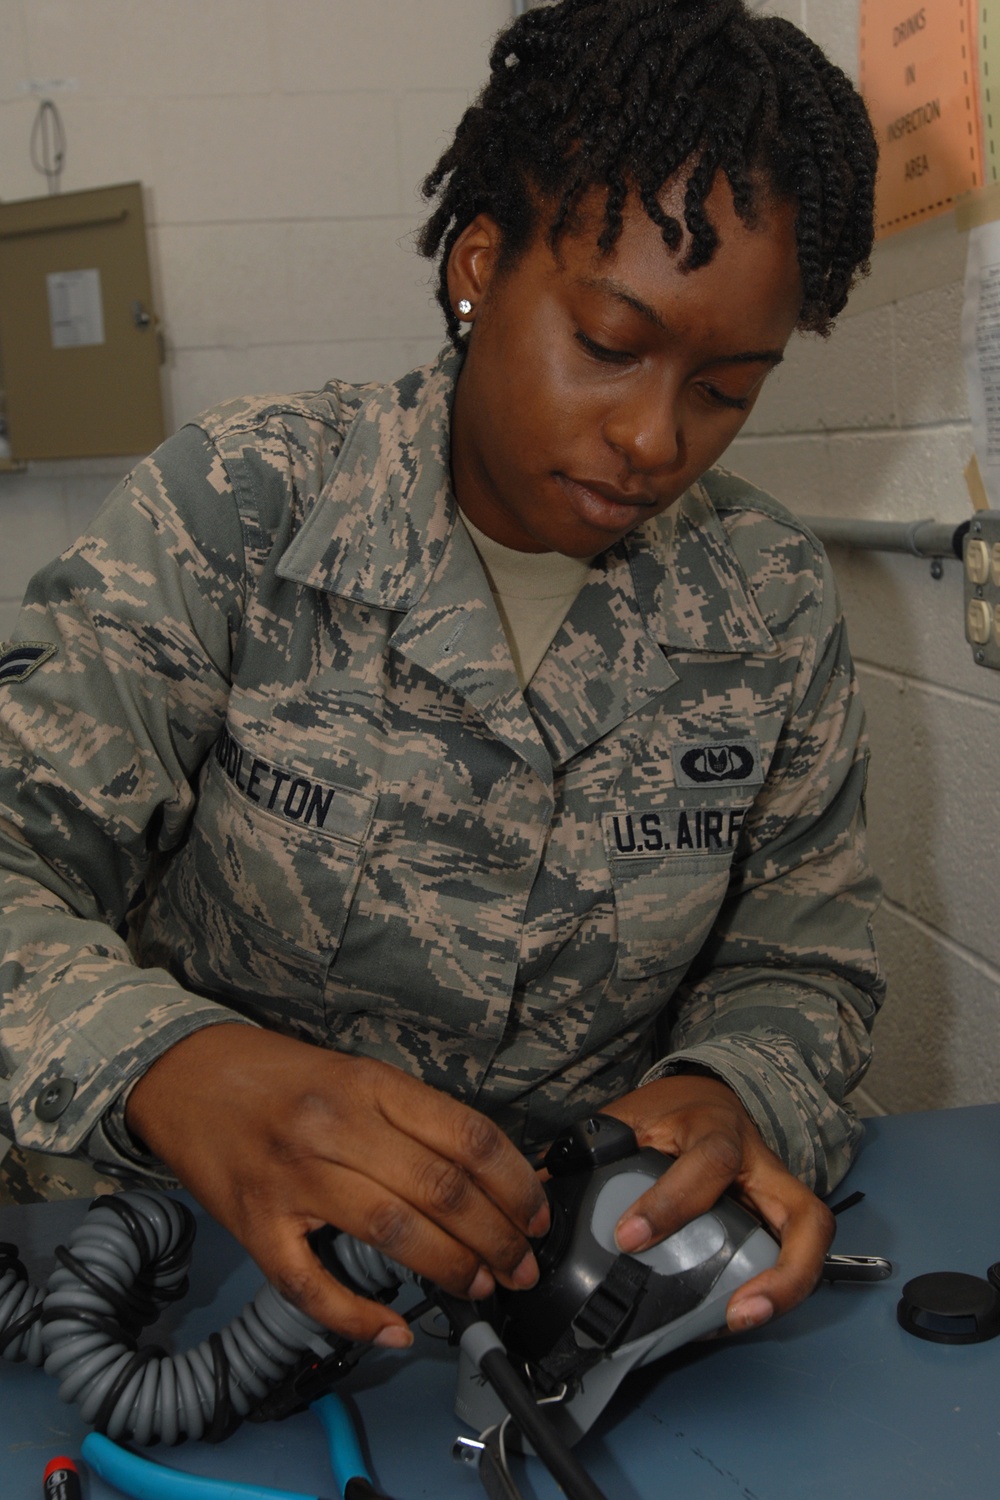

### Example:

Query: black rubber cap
xmin=897 ymin=1272 xmax=1000 ymax=1345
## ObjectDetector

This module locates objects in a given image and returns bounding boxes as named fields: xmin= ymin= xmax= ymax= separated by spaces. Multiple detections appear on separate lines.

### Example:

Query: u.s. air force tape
xmin=0 ymin=642 xmax=57 ymax=685
xmin=605 ymin=805 xmax=747 ymax=857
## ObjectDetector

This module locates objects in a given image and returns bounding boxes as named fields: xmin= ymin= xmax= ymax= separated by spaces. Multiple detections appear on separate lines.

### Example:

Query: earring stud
xmin=457 ymin=298 xmax=473 ymax=317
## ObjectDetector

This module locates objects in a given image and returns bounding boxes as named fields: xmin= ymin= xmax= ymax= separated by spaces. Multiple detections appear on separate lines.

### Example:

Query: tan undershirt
xmin=461 ymin=512 xmax=595 ymax=688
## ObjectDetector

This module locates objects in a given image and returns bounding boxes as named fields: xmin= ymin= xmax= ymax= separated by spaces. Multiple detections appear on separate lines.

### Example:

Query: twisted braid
xmin=418 ymin=0 xmax=877 ymax=343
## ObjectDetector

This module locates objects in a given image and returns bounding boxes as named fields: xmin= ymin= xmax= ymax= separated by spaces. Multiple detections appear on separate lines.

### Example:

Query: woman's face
xmin=448 ymin=175 xmax=803 ymax=557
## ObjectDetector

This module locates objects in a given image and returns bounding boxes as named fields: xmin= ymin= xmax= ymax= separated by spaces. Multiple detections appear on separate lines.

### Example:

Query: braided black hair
xmin=418 ymin=0 xmax=877 ymax=345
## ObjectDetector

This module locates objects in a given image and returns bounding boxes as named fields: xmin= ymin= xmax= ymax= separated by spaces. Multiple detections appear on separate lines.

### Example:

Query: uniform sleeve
xmin=0 ymin=425 xmax=258 ymax=1176
xmin=642 ymin=546 xmax=884 ymax=1198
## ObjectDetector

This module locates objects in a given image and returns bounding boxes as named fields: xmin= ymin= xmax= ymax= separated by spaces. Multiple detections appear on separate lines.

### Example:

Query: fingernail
xmin=728 ymin=1295 xmax=774 ymax=1333
xmin=469 ymin=1265 xmax=495 ymax=1301
xmin=512 ymin=1250 xmax=539 ymax=1288
xmin=528 ymin=1204 xmax=551 ymax=1238
xmin=374 ymin=1324 xmax=413 ymax=1350
xmin=615 ymin=1215 xmax=653 ymax=1253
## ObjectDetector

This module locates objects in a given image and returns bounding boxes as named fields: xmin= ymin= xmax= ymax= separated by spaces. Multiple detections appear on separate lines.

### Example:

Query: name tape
xmin=215 ymin=726 xmax=348 ymax=832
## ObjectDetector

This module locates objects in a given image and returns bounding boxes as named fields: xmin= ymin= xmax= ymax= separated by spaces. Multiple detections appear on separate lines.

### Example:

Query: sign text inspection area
xmin=861 ymin=0 xmax=982 ymax=235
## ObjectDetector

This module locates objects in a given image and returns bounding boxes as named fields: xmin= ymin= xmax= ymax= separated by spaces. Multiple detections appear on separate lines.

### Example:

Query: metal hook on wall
xmin=30 ymin=98 xmax=66 ymax=195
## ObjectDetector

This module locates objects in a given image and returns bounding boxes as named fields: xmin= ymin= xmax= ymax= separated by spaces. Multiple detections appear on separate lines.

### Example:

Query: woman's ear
xmin=446 ymin=214 xmax=503 ymax=323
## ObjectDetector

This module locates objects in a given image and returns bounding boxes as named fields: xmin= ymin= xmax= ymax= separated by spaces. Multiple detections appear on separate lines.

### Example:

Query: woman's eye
xmin=699 ymin=383 xmax=751 ymax=412
xmin=575 ymin=331 xmax=634 ymax=365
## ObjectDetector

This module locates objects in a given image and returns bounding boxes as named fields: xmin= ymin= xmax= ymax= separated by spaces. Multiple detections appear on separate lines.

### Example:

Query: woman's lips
xmin=555 ymin=473 xmax=661 ymax=532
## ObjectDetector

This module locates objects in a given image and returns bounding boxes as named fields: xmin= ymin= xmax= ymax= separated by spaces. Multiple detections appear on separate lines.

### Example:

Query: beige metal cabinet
xmin=0 ymin=182 xmax=165 ymax=461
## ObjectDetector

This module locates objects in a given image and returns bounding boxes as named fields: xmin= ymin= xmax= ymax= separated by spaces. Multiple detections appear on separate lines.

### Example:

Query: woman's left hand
xmin=601 ymin=1074 xmax=834 ymax=1332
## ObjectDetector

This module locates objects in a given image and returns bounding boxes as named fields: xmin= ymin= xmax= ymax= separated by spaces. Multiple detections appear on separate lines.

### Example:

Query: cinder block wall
xmin=0 ymin=0 xmax=510 ymax=632
xmin=2 ymin=0 xmax=997 ymax=1116
xmin=738 ymin=0 xmax=1000 ymax=1112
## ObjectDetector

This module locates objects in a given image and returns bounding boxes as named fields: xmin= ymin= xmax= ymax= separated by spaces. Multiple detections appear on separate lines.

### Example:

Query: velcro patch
xmin=605 ymin=806 xmax=747 ymax=858
xmin=215 ymin=725 xmax=374 ymax=841
xmin=672 ymin=738 xmax=763 ymax=788
xmin=0 ymin=642 xmax=57 ymax=685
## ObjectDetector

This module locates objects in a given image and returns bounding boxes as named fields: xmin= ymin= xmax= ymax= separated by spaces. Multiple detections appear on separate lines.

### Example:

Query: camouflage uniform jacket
xmin=0 ymin=346 xmax=883 ymax=1196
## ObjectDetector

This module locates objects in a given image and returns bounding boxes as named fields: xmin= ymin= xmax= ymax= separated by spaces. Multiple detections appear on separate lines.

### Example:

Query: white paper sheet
xmin=47 ymin=267 xmax=105 ymax=350
xmin=963 ymin=221 xmax=1000 ymax=509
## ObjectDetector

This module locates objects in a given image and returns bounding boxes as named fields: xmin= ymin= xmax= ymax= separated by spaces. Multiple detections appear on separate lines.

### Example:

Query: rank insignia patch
xmin=0 ymin=642 xmax=57 ymax=685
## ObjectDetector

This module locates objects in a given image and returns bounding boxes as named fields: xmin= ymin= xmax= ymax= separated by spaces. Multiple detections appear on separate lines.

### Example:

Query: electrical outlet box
xmin=964 ymin=511 xmax=1000 ymax=670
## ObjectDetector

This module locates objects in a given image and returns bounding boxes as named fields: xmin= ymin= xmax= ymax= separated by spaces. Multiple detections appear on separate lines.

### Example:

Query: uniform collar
xmin=276 ymin=346 xmax=463 ymax=609
xmin=276 ymin=346 xmax=776 ymax=657
xmin=624 ymin=483 xmax=776 ymax=655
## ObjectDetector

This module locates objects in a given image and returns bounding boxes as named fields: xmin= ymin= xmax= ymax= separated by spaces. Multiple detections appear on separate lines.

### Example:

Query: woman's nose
xmin=602 ymin=374 xmax=684 ymax=475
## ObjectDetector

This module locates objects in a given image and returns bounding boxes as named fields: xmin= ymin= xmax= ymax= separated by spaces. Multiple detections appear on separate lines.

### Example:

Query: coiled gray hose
xmin=0 ymin=1231 xmax=45 ymax=1365
xmin=0 ymin=1189 xmax=408 ymax=1446
xmin=332 ymin=1232 xmax=415 ymax=1299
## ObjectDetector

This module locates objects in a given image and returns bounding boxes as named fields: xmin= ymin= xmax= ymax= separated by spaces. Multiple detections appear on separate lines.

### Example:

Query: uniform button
xmin=35 ymin=1077 xmax=77 ymax=1121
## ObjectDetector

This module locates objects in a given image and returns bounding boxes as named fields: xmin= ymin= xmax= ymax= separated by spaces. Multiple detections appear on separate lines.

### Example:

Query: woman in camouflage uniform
xmin=0 ymin=0 xmax=881 ymax=1353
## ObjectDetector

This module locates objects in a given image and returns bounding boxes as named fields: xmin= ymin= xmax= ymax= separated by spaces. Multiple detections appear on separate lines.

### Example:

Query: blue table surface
xmin=1 ymin=1103 xmax=999 ymax=1500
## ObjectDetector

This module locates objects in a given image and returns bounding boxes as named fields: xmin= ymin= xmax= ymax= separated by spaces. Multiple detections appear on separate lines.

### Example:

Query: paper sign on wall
xmin=963 ymin=220 xmax=1000 ymax=508
xmin=46 ymin=267 xmax=105 ymax=349
xmin=860 ymin=0 xmax=983 ymax=237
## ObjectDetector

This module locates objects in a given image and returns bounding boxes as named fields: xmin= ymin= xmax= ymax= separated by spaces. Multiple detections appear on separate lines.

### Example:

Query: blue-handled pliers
xmin=80 ymin=1394 xmax=394 ymax=1500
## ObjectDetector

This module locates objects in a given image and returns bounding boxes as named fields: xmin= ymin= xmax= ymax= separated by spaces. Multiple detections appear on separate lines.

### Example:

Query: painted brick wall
xmin=0 ymin=0 xmax=510 ymax=631
xmin=738 ymin=1 xmax=1000 ymax=1113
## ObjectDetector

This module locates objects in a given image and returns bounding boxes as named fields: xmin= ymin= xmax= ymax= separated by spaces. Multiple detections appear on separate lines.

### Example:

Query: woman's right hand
xmin=125 ymin=1024 xmax=550 ymax=1346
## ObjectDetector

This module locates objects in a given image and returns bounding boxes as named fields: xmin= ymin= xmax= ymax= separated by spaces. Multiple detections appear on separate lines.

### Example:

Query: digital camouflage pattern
xmin=0 ymin=346 xmax=883 ymax=1203
xmin=0 ymin=1141 xmax=122 ymax=1205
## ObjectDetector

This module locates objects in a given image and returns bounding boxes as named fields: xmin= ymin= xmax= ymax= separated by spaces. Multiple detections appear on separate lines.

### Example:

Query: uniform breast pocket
xmin=603 ymin=794 xmax=749 ymax=981
xmin=178 ymin=757 xmax=377 ymax=1009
